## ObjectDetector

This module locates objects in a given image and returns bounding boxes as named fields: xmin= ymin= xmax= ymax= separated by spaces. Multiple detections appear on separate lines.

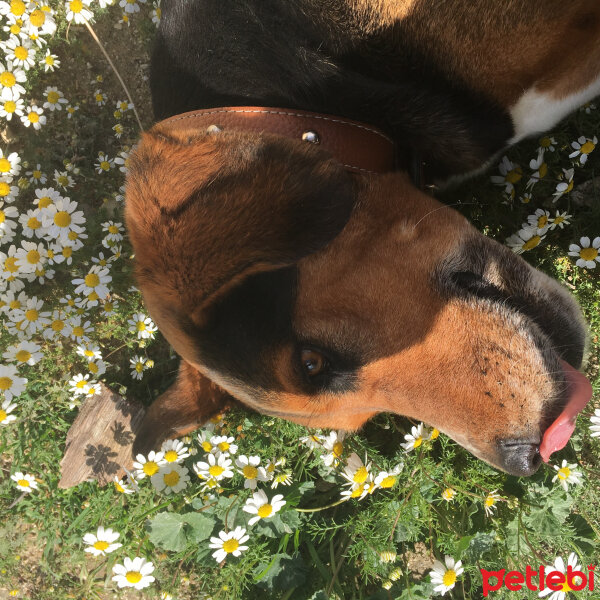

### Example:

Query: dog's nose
xmin=497 ymin=439 xmax=542 ymax=476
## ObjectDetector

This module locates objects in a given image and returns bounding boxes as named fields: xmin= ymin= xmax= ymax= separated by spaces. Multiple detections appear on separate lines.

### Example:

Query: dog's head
xmin=125 ymin=125 xmax=590 ymax=476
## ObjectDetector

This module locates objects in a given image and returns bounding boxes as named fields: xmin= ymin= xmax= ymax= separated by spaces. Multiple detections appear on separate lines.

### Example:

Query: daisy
xmin=506 ymin=227 xmax=546 ymax=254
xmin=10 ymin=295 xmax=51 ymax=336
xmin=93 ymin=89 xmax=106 ymax=106
xmin=552 ymin=168 xmax=574 ymax=202
xmin=429 ymin=556 xmax=464 ymax=596
xmin=538 ymin=135 xmax=556 ymax=153
xmin=128 ymin=312 xmax=157 ymax=340
xmin=197 ymin=430 xmax=214 ymax=452
xmin=42 ymin=86 xmax=68 ymax=111
xmin=95 ymin=152 xmax=114 ymax=174
xmin=0 ymin=180 xmax=19 ymax=203
xmin=151 ymin=0 xmax=160 ymax=24
xmin=590 ymin=408 xmax=600 ymax=437
xmin=539 ymin=552 xmax=583 ymax=600
xmin=526 ymin=150 xmax=548 ymax=190
xmin=569 ymin=135 xmax=597 ymax=165
xmin=0 ymin=61 xmax=26 ymax=100
xmin=83 ymin=526 xmax=122 ymax=556
xmin=33 ymin=186 xmax=62 ymax=209
xmin=18 ymin=208 xmax=45 ymax=239
xmin=209 ymin=527 xmax=249 ymax=563
xmin=3 ymin=340 xmax=42 ymax=365
xmin=526 ymin=208 xmax=551 ymax=234
xmin=112 ymin=557 xmax=155 ymax=590
xmin=442 ymin=487 xmax=456 ymax=501
xmin=484 ymin=489 xmax=501 ymax=516
xmin=120 ymin=0 xmax=144 ymax=14
xmin=210 ymin=435 xmax=238 ymax=456
xmin=568 ymin=236 xmax=600 ymax=269
xmin=102 ymin=220 xmax=123 ymax=242
xmin=11 ymin=471 xmax=38 ymax=493
xmin=0 ymin=0 xmax=27 ymax=19
xmin=151 ymin=462 xmax=190 ymax=494
xmin=21 ymin=105 xmax=46 ymax=130
xmin=271 ymin=471 xmax=293 ymax=488
xmin=160 ymin=438 xmax=190 ymax=463
xmin=86 ymin=358 xmax=106 ymax=376
xmin=490 ymin=155 xmax=522 ymax=197
xmin=14 ymin=240 xmax=46 ymax=273
xmin=235 ymin=455 xmax=269 ymax=489
xmin=65 ymin=0 xmax=93 ymax=24
xmin=243 ymin=489 xmax=286 ymax=525
xmin=374 ymin=464 xmax=403 ymax=489
xmin=552 ymin=460 xmax=583 ymax=492
xmin=76 ymin=343 xmax=102 ymax=361
xmin=25 ymin=3 xmax=56 ymax=36
xmin=42 ymin=198 xmax=86 ymax=243
xmin=321 ymin=430 xmax=346 ymax=467
xmin=549 ymin=210 xmax=572 ymax=230
xmin=53 ymin=169 xmax=74 ymax=190
xmin=0 ymin=96 xmax=24 ymax=120
xmin=115 ymin=99 xmax=133 ymax=112
xmin=25 ymin=164 xmax=46 ymax=184
xmin=299 ymin=432 xmax=325 ymax=449
xmin=114 ymin=474 xmax=138 ymax=494
xmin=133 ymin=450 xmax=166 ymax=479
xmin=83 ymin=381 xmax=101 ymax=399
xmin=0 ymin=150 xmax=21 ymax=180
xmin=68 ymin=373 xmax=92 ymax=396
xmin=130 ymin=355 xmax=146 ymax=379
xmin=0 ymin=398 xmax=17 ymax=425
xmin=41 ymin=48 xmax=59 ymax=71
xmin=114 ymin=149 xmax=130 ymax=173
xmin=112 ymin=123 xmax=124 ymax=138
xmin=72 ymin=266 xmax=111 ymax=300
xmin=400 ymin=423 xmax=426 ymax=451
xmin=341 ymin=452 xmax=372 ymax=487
xmin=193 ymin=452 xmax=234 ymax=482
xmin=2 ymin=37 xmax=35 ymax=70
xmin=43 ymin=309 xmax=71 ymax=340
xmin=65 ymin=103 xmax=79 ymax=118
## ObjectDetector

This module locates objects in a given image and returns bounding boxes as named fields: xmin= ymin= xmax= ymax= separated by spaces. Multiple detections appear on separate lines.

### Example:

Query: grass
xmin=0 ymin=2 xmax=599 ymax=599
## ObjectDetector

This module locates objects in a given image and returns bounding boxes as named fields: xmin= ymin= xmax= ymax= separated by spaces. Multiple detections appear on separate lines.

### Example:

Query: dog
xmin=125 ymin=0 xmax=597 ymax=476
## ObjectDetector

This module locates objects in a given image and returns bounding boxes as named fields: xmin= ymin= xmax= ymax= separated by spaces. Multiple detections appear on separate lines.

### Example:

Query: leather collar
xmin=154 ymin=106 xmax=396 ymax=175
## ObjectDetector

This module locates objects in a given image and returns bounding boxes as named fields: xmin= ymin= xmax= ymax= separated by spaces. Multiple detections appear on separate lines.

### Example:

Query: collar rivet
xmin=301 ymin=130 xmax=320 ymax=144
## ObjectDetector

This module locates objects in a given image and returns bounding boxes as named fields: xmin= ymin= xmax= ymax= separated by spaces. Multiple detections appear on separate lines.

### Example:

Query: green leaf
xmin=456 ymin=534 xmax=475 ymax=556
xmin=464 ymin=531 xmax=495 ymax=562
xmin=523 ymin=507 xmax=560 ymax=536
xmin=253 ymin=552 xmax=307 ymax=591
xmin=182 ymin=512 xmax=215 ymax=542
xmin=147 ymin=512 xmax=188 ymax=552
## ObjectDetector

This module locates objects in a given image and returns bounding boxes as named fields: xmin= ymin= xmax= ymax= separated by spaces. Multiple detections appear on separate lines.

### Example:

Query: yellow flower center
xmin=29 ymin=8 xmax=45 ymax=26
xmin=93 ymin=540 xmax=109 ymax=551
xmin=350 ymin=486 xmax=363 ymax=498
xmin=540 ymin=136 xmax=552 ymax=148
xmin=443 ymin=488 xmax=455 ymax=500
xmin=0 ymin=377 xmax=12 ymax=390
xmin=5 ymin=257 xmax=18 ymax=272
xmin=100 ymin=161 xmax=110 ymax=171
xmin=505 ymin=167 xmax=522 ymax=184
xmin=201 ymin=441 xmax=212 ymax=452
xmin=95 ymin=94 xmax=103 ymax=102
xmin=0 ymin=409 xmax=6 ymax=422
xmin=580 ymin=140 xmax=595 ymax=154
xmin=84 ymin=273 xmax=100 ymax=287
xmin=14 ymin=46 xmax=28 ymax=60
xmin=242 ymin=465 xmax=258 ymax=479
xmin=25 ymin=308 xmax=38 ymax=321
xmin=0 ymin=182 xmax=10 ymax=197
xmin=430 ymin=428 xmax=440 ymax=440
xmin=443 ymin=569 xmax=457 ymax=587
xmin=485 ymin=495 xmax=496 ymax=507
xmin=28 ymin=111 xmax=39 ymax=123
xmin=10 ymin=0 xmax=25 ymax=15
xmin=63 ymin=247 xmax=73 ymax=258
xmin=333 ymin=441 xmax=344 ymax=457
xmin=3 ymin=100 xmax=16 ymax=113
xmin=538 ymin=162 xmax=548 ymax=178
xmin=114 ymin=481 xmax=125 ymax=493
xmin=0 ymin=158 xmax=11 ymax=172
xmin=125 ymin=571 xmax=142 ymax=584
xmin=413 ymin=436 xmax=423 ymax=448
xmin=522 ymin=235 xmax=541 ymax=251
xmin=51 ymin=319 xmax=64 ymax=331
xmin=163 ymin=470 xmax=180 ymax=487
xmin=142 ymin=461 xmax=159 ymax=476
xmin=164 ymin=450 xmax=178 ymax=462
xmin=0 ymin=72 xmax=16 ymax=87
xmin=87 ymin=291 xmax=99 ymax=301
xmin=135 ymin=362 xmax=144 ymax=372
xmin=137 ymin=321 xmax=146 ymax=331
xmin=554 ymin=216 xmax=564 ymax=225
xmin=47 ymin=91 xmax=59 ymax=104
xmin=222 ymin=539 xmax=239 ymax=554
xmin=208 ymin=465 xmax=224 ymax=477
xmin=88 ymin=362 xmax=98 ymax=373
xmin=32 ymin=170 xmax=41 ymax=179
xmin=557 ymin=466 xmax=570 ymax=480
xmin=75 ymin=380 xmax=87 ymax=389
xmin=26 ymin=249 xmax=40 ymax=264
xmin=565 ymin=180 xmax=573 ymax=194
xmin=108 ymin=224 xmax=119 ymax=233
xmin=15 ymin=350 xmax=31 ymax=362
xmin=218 ymin=441 xmax=230 ymax=452
xmin=45 ymin=55 xmax=54 ymax=65
xmin=353 ymin=466 xmax=368 ymax=484
xmin=257 ymin=503 xmax=273 ymax=518
xmin=27 ymin=217 xmax=41 ymax=230
xmin=379 ymin=475 xmax=396 ymax=488
xmin=58 ymin=175 xmax=68 ymax=186
xmin=10 ymin=23 xmax=21 ymax=34
xmin=0 ymin=210 xmax=4 ymax=224
xmin=54 ymin=211 xmax=71 ymax=227
xmin=537 ymin=215 xmax=548 ymax=228
xmin=580 ymin=248 xmax=598 ymax=261
xmin=17 ymin=478 xmax=30 ymax=488
xmin=37 ymin=196 xmax=51 ymax=208
xmin=70 ymin=0 xmax=83 ymax=13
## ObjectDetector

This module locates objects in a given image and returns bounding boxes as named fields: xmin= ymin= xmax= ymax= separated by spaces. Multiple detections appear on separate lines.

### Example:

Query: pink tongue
xmin=539 ymin=359 xmax=593 ymax=462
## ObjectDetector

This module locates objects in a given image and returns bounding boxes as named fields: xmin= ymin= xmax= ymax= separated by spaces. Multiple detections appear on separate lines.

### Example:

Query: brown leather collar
xmin=155 ymin=106 xmax=396 ymax=175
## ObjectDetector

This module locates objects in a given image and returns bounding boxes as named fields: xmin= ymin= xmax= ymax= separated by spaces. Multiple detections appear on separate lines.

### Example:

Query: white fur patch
xmin=509 ymin=76 xmax=600 ymax=143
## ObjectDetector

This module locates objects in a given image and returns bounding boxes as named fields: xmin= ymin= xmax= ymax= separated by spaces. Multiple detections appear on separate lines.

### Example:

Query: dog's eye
xmin=301 ymin=349 xmax=328 ymax=376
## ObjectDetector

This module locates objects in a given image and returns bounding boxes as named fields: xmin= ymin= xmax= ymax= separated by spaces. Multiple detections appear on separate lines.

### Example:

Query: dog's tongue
xmin=539 ymin=359 xmax=593 ymax=462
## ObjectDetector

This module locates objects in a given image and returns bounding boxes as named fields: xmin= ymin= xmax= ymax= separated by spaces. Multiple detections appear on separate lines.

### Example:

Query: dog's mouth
xmin=539 ymin=359 xmax=593 ymax=462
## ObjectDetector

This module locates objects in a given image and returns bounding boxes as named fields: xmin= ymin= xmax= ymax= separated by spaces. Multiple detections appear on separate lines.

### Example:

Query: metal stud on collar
xmin=301 ymin=130 xmax=320 ymax=144
xmin=206 ymin=124 xmax=222 ymax=134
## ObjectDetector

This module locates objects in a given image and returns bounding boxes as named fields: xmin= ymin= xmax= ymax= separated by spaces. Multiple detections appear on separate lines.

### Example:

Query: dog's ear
xmin=125 ymin=126 xmax=356 ymax=325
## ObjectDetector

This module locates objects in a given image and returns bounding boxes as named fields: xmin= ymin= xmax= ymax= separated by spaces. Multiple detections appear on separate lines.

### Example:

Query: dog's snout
xmin=497 ymin=439 xmax=542 ymax=476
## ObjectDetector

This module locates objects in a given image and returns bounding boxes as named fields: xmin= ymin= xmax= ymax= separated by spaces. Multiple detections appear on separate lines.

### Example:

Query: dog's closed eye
xmin=295 ymin=345 xmax=360 ymax=394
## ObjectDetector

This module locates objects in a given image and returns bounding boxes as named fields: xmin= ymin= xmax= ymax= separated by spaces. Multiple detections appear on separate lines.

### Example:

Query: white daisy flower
xmin=65 ymin=103 xmax=79 ymax=118
xmin=21 ymin=105 xmax=46 ymax=129
xmin=119 ymin=0 xmax=144 ymax=14
xmin=18 ymin=208 xmax=45 ymax=239
xmin=374 ymin=464 xmax=403 ymax=489
xmin=115 ymin=99 xmax=133 ymax=112
xmin=506 ymin=227 xmax=546 ymax=254
xmin=271 ymin=470 xmax=293 ymax=488
xmin=112 ymin=557 xmax=155 ymax=590
xmin=83 ymin=526 xmax=122 ymax=556
xmin=41 ymin=197 xmax=86 ymax=243
xmin=0 ymin=150 xmax=21 ymax=180
xmin=484 ymin=489 xmax=502 ymax=516
xmin=68 ymin=373 xmax=92 ymax=397
xmin=151 ymin=462 xmax=190 ymax=494
xmin=526 ymin=150 xmax=548 ymax=190
xmin=0 ymin=0 xmax=27 ymax=19
xmin=25 ymin=2 xmax=56 ymax=36
xmin=0 ymin=61 xmax=26 ymax=100
xmin=568 ymin=236 xmax=600 ymax=269
xmin=400 ymin=423 xmax=427 ymax=451
xmin=65 ymin=0 xmax=94 ymax=24
xmin=114 ymin=473 xmax=138 ymax=494
xmin=151 ymin=0 xmax=160 ymax=24
xmin=0 ymin=398 xmax=17 ymax=425
xmin=42 ymin=309 xmax=71 ymax=340
xmin=132 ymin=450 xmax=166 ymax=479
xmin=112 ymin=123 xmax=124 ymax=138
xmin=490 ymin=155 xmax=522 ymax=197
xmin=72 ymin=265 xmax=111 ymax=299
xmin=321 ymin=430 xmax=346 ymax=467
xmin=0 ymin=180 xmax=19 ymax=203
xmin=102 ymin=220 xmax=123 ymax=242
xmin=552 ymin=168 xmax=574 ymax=202
xmin=340 ymin=480 xmax=371 ymax=501
xmin=160 ymin=438 xmax=190 ymax=463
xmin=2 ymin=36 xmax=35 ymax=70
xmin=568 ymin=135 xmax=597 ymax=165
xmin=429 ymin=556 xmax=464 ymax=596
xmin=53 ymin=169 xmax=74 ymax=190
xmin=235 ymin=455 xmax=269 ymax=489
xmin=0 ymin=96 xmax=24 ymax=120
xmin=209 ymin=526 xmax=249 ymax=563
xmin=128 ymin=312 xmax=157 ymax=340
xmin=539 ymin=552 xmax=583 ymax=600
xmin=130 ymin=355 xmax=147 ymax=380
xmin=11 ymin=471 xmax=38 ymax=493
xmin=3 ymin=340 xmax=42 ymax=365
xmin=538 ymin=135 xmax=556 ymax=153
xmin=93 ymin=88 xmax=106 ymax=106
xmin=193 ymin=452 xmax=234 ymax=482
xmin=42 ymin=86 xmax=68 ymax=111
xmin=590 ymin=408 xmax=600 ymax=437
xmin=67 ymin=315 xmax=94 ymax=343
xmin=95 ymin=152 xmax=114 ymax=174
xmin=114 ymin=149 xmax=130 ymax=173
xmin=210 ymin=435 xmax=238 ymax=456
xmin=25 ymin=164 xmax=46 ymax=184
xmin=341 ymin=452 xmax=372 ymax=487
xmin=526 ymin=208 xmax=551 ymax=234
xmin=442 ymin=487 xmax=456 ymax=501
xmin=41 ymin=48 xmax=59 ymax=71
xmin=9 ymin=294 xmax=50 ymax=335
xmin=549 ymin=210 xmax=571 ymax=230
xmin=243 ymin=489 xmax=286 ymax=525
xmin=552 ymin=459 xmax=583 ymax=492
xmin=299 ymin=432 xmax=326 ymax=449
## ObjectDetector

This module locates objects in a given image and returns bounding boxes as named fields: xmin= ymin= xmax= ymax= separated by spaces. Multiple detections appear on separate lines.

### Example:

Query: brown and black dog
xmin=125 ymin=0 xmax=598 ymax=476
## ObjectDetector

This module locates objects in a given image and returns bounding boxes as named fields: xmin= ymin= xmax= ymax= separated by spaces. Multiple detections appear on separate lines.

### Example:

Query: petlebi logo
xmin=481 ymin=552 xmax=595 ymax=596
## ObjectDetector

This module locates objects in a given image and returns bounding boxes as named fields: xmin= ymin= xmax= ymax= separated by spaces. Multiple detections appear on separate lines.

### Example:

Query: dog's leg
xmin=132 ymin=360 xmax=233 ymax=457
